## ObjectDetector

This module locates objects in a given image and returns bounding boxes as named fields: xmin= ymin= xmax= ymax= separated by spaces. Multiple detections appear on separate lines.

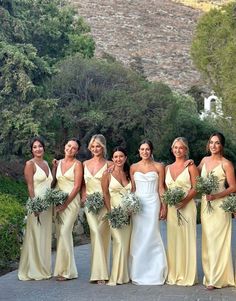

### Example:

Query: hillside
xmin=69 ymin=0 xmax=204 ymax=92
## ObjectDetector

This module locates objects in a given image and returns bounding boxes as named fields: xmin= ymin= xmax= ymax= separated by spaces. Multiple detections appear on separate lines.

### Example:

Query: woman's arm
xmin=24 ymin=161 xmax=35 ymax=199
xmin=101 ymin=171 xmax=111 ymax=211
xmin=207 ymin=160 xmax=236 ymax=201
xmin=156 ymin=163 xmax=167 ymax=219
xmin=56 ymin=161 xmax=83 ymax=212
xmin=176 ymin=164 xmax=199 ymax=210
xmin=130 ymin=164 xmax=136 ymax=193
xmin=51 ymin=159 xmax=58 ymax=188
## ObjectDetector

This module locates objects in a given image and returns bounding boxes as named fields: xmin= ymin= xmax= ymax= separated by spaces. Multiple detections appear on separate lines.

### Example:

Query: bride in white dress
xmin=130 ymin=140 xmax=168 ymax=285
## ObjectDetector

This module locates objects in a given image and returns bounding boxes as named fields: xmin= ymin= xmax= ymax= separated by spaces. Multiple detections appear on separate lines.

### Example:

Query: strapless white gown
xmin=130 ymin=171 xmax=167 ymax=285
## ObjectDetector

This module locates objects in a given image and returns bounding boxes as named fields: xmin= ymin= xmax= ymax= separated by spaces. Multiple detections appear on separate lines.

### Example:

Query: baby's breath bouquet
xmin=121 ymin=192 xmax=142 ymax=215
xmin=85 ymin=192 xmax=104 ymax=214
xmin=104 ymin=206 xmax=130 ymax=229
xmin=44 ymin=188 xmax=69 ymax=224
xmin=163 ymin=187 xmax=186 ymax=226
xmin=195 ymin=171 xmax=219 ymax=213
xmin=220 ymin=194 xmax=236 ymax=213
xmin=26 ymin=196 xmax=50 ymax=224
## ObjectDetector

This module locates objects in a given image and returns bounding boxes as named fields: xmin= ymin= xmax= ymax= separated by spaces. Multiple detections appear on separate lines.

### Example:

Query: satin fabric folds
xmin=18 ymin=163 xmax=53 ymax=281
xmin=201 ymin=163 xmax=234 ymax=288
xmin=53 ymin=160 xmax=80 ymax=279
xmin=84 ymin=164 xmax=110 ymax=282
xmin=165 ymin=167 xmax=197 ymax=286
xmin=130 ymin=171 xmax=167 ymax=285
xmin=107 ymin=176 xmax=131 ymax=286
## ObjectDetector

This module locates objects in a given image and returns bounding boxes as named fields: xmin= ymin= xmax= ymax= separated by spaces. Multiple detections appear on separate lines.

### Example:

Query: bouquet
xmin=85 ymin=192 xmax=104 ymax=214
xmin=220 ymin=194 xmax=236 ymax=213
xmin=26 ymin=196 xmax=50 ymax=224
xmin=44 ymin=188 xmax=69 ymax=224
xmin=121 ymin=192 xmax=142 ymax=215
xmin=195 ymin=172 xmax=219 ymax=213
xmin=162 ymin=187 xmax=187 ymax=225
xmin=104 ymin=206 xmax=130 ymax=229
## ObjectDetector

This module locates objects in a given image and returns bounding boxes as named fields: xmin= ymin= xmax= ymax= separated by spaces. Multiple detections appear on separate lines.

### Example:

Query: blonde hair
xmin=171 ymin=137 xmax=189 ymax=159
xmin=88 ymin=134 xmax=107 ymax=158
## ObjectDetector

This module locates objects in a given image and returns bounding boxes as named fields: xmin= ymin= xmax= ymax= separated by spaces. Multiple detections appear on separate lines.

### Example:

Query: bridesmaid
xmin=82 ymin=134 xmax=111 ymax=284
xmin=165 ymin=137 xmax=198 ymax=286
xmin=199 ymin=132 xmax=236 ymax=289
xmin=18 ymin=136 xmax=53 ymax=280
xmin=101 ymin=146 xmax=131 ymax=286
xmin=53 ymin=138 xmax=83 ymax=281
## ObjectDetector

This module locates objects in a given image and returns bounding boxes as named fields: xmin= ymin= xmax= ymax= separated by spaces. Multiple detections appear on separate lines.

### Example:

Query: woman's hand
xmin=184 ymin=159 xmax=194 ymax=168
xmin=159 ymin=203 xmax=167 ymax=220
xmin=206 ymin=194 xmax=216 ymax=201
xmin=56 ymin=203 xmax=67 ymax=212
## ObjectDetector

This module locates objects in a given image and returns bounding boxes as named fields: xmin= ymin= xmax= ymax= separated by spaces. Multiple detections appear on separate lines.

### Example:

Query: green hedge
xmin=0 ymin=194 xmax=25 ymax=269
xmin=0 ymin=176 xmax=27 ymax=205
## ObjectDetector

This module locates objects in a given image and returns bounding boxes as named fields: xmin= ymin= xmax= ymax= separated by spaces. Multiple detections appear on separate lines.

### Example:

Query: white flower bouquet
xmin=26 ymin=196 xmax=50 ymax=224
xmin=220 ymin=194 xmax=236 ymax=213
xmin=121 ymin=192 xmax=142 ymax=215
xmin=44 ymin=188 xmax=69 ymax=223
xmin=104 ymin=206 xmax=130 ymax=229
xmin=162 ymin=187 xmax=187 ymax=226
xmin=85 ymin=192 xmax=104 ymax=215
xmin=195 ymin=171 xmax=219 ymax=213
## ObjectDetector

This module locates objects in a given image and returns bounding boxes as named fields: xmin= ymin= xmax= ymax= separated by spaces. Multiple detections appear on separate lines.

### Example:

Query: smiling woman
xmin=18 ymin=136 xmax=53 ymax=281
xmin=52 ymin=138 xmax=83 ymax=281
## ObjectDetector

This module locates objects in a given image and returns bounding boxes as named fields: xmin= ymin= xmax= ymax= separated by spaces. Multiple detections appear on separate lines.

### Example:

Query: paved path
xmin=1 ymin=221 xmax=236 ymax=301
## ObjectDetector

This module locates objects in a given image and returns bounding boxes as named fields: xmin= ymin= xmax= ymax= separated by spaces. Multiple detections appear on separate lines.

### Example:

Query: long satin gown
xmin=84 ymin=164 xmax=110 ymax=281
xmin=165 ymin=167 xmax=197 ymax=286
xmin=53 ymin=160 xmax=80 ymax=279
xmin=130 ymin=171 xmax=167 ymax=285
xmin=18 ymin=162 xmax=53 ymax=280
xmin=201 ymin=163 xmax=234 ymax=288
xmin=107 ymin=175 xmax=131 ymax=286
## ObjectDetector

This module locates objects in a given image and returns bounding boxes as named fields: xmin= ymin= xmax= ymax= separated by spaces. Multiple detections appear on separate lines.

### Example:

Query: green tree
xmin=191 ymin=2 xmax=236 ymax=127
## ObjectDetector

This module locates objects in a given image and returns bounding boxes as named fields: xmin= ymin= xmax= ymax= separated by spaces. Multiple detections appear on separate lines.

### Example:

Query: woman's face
xmin=32 ymin=140 xmax=44 ymax=158
xmin=64 ymin=140 xmax=79 ymax=157
xmin=208 ymin=135 xmax=222 ymax=155
xmin=172 ymin=141 xmax=187 ymax=159
xmin=139 ymin=143 xmax=152 ymax=160
xmin=112 ymin=151 xmax=127 ymax=167
xmin=90 ymin=141 xmax=103 ymax=157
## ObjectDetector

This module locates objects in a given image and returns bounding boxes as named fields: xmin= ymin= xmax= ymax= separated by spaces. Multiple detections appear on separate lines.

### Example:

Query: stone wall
xmin=69 ymin=0 xmax=204 ymax=92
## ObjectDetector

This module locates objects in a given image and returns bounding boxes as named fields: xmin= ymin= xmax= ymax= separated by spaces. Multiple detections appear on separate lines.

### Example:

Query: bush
xmin=0 ymin=194 xmax=25 ymax=269
xmin=0 ymin=176 xmax=27 ymax=205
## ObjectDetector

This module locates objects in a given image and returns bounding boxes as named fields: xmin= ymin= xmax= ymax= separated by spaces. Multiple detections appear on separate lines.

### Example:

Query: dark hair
xmin=138 ymin=139 xmax=154 ymax=154
xmin=30 ymin=136 xmax=45 ymax=154
xmin=206 ymin=132 xmax=225 ymax=154
xmin=112 ymin=146 xmax=130 ymax=180
xmin=66 ymin=138 xmax=81 ymax=149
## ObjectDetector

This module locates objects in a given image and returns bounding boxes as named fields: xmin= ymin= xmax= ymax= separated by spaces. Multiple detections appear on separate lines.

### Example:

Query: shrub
xmin=0 ymin=176 xmax=27 ymax=205
xmin=0 ymin=194 xmax=25 ymax=269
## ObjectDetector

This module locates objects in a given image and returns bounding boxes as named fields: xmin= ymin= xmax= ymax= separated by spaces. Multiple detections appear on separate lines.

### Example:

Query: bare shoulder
xmin=107 ymin=160 xmax=113 ymax=167
xmin=130 ymin=162 xmax=139 ymax=172
xmin=75 ymin=159 xmax=83 ymax=168
xmin=154 ymin=161 xmax=164 ymax=171
xmin=222 ymin=157 xmax=234 ymax=169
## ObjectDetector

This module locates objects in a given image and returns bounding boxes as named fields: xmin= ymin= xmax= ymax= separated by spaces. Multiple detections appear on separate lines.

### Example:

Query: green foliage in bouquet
xmin=26 ymin=196 xmax=50 ymax=224
xmin=104 ymin=206 xmax=130 ymax=229
xmin=220 ymin=194 xmax=236 ymax=213
xmin=163 ymin=187 xmax=187 ymax=226
xmin=85 ymin=192 xmax=104 ymax=215
xmin=121 ymin=192 xmax=142 ymax=215
xmin=195 ymin=171 xmax=219 ymax=213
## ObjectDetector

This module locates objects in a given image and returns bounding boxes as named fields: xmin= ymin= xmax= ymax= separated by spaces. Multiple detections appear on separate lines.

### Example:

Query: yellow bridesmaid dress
xmin=84 ymin=164 xmax=110 ymax=281
xmin=165 ymin=167 xmax=197 ymax=286
xmin=107 ymin=176 xmax=131 ymax=286
xmin=201 ymin=163 xmax=234 ymax=288
xmin=53 ymin=160 xmax=80 ymax=279
xmin=18 ymin=162 xmax=53 ymax=280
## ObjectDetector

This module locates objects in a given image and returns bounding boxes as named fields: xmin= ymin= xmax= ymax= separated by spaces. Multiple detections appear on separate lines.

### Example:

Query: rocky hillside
xmin=69 ymin=0 xmax=205 ymax=92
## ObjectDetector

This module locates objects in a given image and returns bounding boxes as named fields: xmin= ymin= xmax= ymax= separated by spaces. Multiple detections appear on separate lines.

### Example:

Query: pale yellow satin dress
xmin=18 ymin=162 xmax=53 ymax=280
xmin=53 ymin=160 xmax=80 ymax=279
xmin=165 ymin=167 xmax=197 ymax=286
xmin=201 ymin=163 xmax=234 ymax=287
xmin=84 ymin=164 xmax=110 ymax=281
xmin=107 ymin=176 xmax=131 ymax=286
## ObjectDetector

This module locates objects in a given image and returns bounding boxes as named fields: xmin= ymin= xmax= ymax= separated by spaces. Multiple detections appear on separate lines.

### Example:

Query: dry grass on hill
xmin=173 ymin=0 xmax=234 ymax=11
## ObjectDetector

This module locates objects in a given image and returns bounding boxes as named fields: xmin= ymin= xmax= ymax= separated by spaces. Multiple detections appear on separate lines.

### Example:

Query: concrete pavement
xmin=1 ymin=221 xmax=236 ymax=301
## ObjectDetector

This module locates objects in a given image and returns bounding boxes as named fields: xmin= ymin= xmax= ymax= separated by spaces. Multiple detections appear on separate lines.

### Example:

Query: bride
xmin=129 ymin=139 xmax=168 ymax=285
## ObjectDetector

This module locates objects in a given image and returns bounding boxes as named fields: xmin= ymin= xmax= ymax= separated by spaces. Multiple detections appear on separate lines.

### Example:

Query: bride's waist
xmin=135 ymin=191 xmax=158 ymax=196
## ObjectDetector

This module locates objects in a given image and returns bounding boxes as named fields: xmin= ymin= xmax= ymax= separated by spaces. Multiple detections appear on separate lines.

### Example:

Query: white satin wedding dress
xmin=130 ymin=171 xmax=167 ymax=285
